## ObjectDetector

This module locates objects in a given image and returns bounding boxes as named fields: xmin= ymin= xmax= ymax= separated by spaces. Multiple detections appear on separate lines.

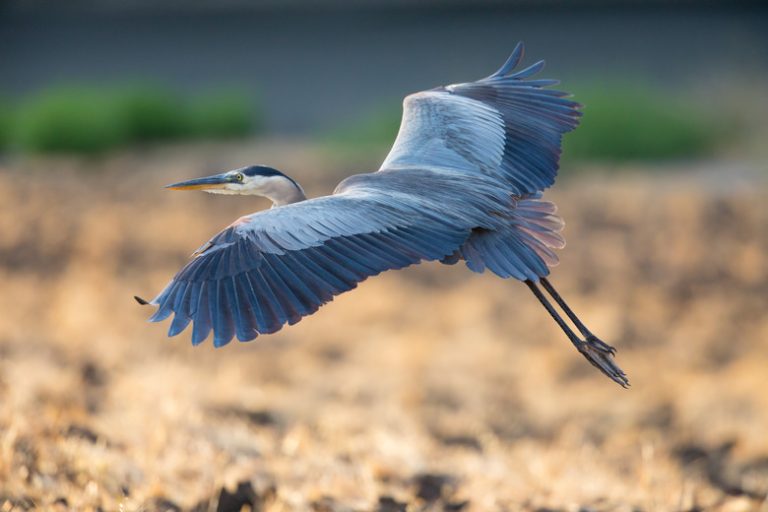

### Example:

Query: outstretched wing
xmin=380 ymin=42 xmax=580 ymax=196
xmin=146 ymin=191 xmax=469 ymax=347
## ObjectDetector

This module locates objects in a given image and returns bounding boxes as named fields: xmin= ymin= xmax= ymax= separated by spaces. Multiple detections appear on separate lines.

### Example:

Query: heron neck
xmin=265 ymin=181 xmax=307 ymax=207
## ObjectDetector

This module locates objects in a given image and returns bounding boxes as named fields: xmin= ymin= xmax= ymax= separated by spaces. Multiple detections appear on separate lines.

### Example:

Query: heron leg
xmin=525 ymin=279 xmax=629 ymax=388
xmin=539 ymin=278 xmax=614 ymax=350
xmin=525 ymin=280 xmax=582 ymax=349
xmin=540 ymin=278 xmax=626 ymax=366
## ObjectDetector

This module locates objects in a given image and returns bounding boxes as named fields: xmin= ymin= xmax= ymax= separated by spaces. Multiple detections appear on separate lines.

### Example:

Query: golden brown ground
xmin=0 ymin=142 xmax=766 ymax=511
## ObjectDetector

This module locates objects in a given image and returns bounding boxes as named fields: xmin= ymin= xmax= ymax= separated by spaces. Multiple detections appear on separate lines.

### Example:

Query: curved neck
xmin=262 ymin=178 xmax=307 ymax=207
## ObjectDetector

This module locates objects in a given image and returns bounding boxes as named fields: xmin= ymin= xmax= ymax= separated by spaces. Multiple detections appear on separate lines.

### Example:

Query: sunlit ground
xmin=0 ymin=141 xmax=766 ymax=511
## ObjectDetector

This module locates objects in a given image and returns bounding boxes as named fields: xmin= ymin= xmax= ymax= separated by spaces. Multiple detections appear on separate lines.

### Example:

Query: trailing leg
xmin=525 ymin=279 xmax=629 ymax=388
xmin=540 ymin=277 xmax=619 ymax=357
xmin=525 ymin=280 xmax=582 ymax=349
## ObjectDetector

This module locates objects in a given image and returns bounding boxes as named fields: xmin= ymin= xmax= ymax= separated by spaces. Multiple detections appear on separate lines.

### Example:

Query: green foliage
xmin=188 ymin=90 xmax=256 ymax=139
xmin=114 ymin=86 xmax=188 ymax=143
xmin=14 ymin=88 xmax=127 ymax=154
xmin=563 ymin=84 xmax=719 ymax=162
xmin=324 ymin=103 xmax=401 ymax=153
xmin=4 ymin=84 xmax=258 ymax=155
xmin=0 ymin=97 xmax=13 ymax=151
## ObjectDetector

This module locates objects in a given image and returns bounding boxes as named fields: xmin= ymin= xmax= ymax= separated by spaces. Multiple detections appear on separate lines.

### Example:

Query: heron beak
xmin=165 ymin=173 xmax=233 ymax=191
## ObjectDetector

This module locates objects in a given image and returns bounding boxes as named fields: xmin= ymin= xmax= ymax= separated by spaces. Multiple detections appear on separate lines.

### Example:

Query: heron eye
xmin=235 ymin=173 xmax=244 ymax=182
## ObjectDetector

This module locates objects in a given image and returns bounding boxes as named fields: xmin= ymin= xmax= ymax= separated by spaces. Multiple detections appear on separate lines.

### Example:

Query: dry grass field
xmin=0 ymin=142 xmax=766 ymax=511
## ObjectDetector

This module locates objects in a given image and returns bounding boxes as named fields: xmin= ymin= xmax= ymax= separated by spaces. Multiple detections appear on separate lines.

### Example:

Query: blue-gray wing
xmin=147 ymin=191 xmax=469 ymax=347
xmin=380 ymin=42 xmax=580 ymax=195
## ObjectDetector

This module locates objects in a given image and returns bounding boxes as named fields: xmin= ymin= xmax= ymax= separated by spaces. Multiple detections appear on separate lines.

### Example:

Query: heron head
xmin=165 ymin=165 xmax=306 ymax=206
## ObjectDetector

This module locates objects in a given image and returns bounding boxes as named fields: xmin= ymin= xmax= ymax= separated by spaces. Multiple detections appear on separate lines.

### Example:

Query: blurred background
xmin=1 ymin=1 xmax=767 ymax=511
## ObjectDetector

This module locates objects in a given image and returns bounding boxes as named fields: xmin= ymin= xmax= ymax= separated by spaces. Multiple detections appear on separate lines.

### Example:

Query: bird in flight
xmin=137 ymin=43 xmax=628 ymax=387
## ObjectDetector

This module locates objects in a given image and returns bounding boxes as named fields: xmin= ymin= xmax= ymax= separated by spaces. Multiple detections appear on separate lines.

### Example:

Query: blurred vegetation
xmin=326 ymin=83 xmax=726 ymax=164
xmin=563 ymin=84 xmax=721 ymax=162
xmin=187 ymin=90 xmax=257 ymax=139
xmin=2 ymin=84 xmax=259 ymax=155
xmin=324 ymin=103 xmax=401 ymax=155
xmin=0 ymin=96 xmax=15 ymax=152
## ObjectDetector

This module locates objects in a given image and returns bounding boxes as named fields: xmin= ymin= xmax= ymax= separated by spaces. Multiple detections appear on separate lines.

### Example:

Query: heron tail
xmin=458 ymin=196 xmax=565 ymax=281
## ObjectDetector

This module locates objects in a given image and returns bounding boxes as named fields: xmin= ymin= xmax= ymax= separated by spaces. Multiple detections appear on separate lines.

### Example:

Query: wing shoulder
xmin=381 ymin=91 xmax=506 ymax=174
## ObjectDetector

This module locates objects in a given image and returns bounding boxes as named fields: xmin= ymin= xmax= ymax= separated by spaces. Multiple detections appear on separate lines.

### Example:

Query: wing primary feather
xmin=191 ymin=282 xmax=212 ymax=345
xmin=306 ymin=245 xmax=364 ymax=284
xmin=168 ymin=311 xmax=192 ymax=337
xmin=223 ymin=277 xmax=255 ymax=343
xmin=279 ymin=252 xmax=335 ymax=302
xmin=217 ymin=279 xmax=237 ymax=347
xmin=244 ymin=270 xmax=281 ymax=334
xmin=289 ymin=250 xmax=348 ymax=294
xmin=261 ymin=254 xmax=312 ymax=321
xmin=341 ymin=236 xmax=395 ymax=269
xmin=149 ymin=285 xmax=177 ymax=322
xmin=233 ymin=277 xmax=260 ymax=341
xmin=167 ymin=281 xmax=191 ymax=336
xmin=357 ymin=234 xmax=415 ymax=268
xmin=321 ymin=240 xmax=377 ymax=276
xmin=266 ymin=253 xmax=324 ymax=307
xmin=210 ymin=280 xmax=235 ymax=347
xmin=185 ymin=281 xmax=201 ymax=316
xmin=171 ymin=281 xmax=189 ymax=313
xmin=258 ymin=260 xmax=303 ymax=326
xmin=486 ymin=42 xmax=524 ymax=79
xmin=508 ymin=59 xmax=545 ymax=80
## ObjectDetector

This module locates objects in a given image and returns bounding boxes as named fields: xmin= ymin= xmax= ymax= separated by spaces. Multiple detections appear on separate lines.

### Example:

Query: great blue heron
xmin=137 ymin=43 xmax=628 ymax=387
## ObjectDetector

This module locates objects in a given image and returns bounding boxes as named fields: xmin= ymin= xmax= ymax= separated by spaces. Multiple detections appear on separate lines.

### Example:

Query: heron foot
xmin=577 ymin=335 xmax=629 ymax=388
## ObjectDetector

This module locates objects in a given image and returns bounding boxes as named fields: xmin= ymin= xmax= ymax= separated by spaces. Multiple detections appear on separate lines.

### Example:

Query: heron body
xmin=139 ymin=43 xmax=629 ymax=387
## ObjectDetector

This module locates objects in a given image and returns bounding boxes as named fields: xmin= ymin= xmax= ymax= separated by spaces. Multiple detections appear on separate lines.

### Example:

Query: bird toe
xmin=577 ymin=338 xmax=629 ymax=388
